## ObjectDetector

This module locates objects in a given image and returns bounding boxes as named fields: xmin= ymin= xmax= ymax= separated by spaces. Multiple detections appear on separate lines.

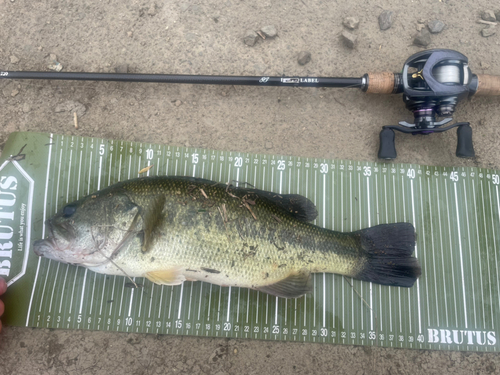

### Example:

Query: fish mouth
xmin=33 ymin=219 xmax=72 ymax=258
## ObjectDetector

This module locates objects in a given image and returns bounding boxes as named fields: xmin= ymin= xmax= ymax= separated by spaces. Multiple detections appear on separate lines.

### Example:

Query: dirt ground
xmin=1 ymin=0 xmax=500 ymax=374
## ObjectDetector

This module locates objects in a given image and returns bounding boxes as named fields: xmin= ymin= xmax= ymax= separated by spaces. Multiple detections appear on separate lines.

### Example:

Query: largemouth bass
xmin=33 ymin=176 xmax=421 ymax=298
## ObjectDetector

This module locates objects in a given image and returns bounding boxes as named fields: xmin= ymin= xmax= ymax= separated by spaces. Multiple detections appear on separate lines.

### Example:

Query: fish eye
xmin=63 ymin=204 xmax=77 ymax=217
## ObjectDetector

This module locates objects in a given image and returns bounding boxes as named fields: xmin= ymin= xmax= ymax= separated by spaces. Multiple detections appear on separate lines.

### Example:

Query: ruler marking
xmin=410 ymin=178 xmax=422 ymax=334
xmin=436 ymin=177 xmax=450 ymax=326
xmin=481 ymin=180 xmax=495 ymax=328
xmin=419 ymin=177 xmax=430 ymax=333
xmin=178 ymin=283 xmax=185 ymax=320
xmin=472 ymin=180 xmax=486 ymax=326
xmin=490 ymin=184 xmax=500 ymax=317
xmin=463 ymin=180 xmax=476 ymax=328
xmin=367 ymin=174 xmax=373 ymax=332
xmin=444 ymin=179 xmax=459 ymax=327
xmin=454 ymin=181 xmax=468 ymax=328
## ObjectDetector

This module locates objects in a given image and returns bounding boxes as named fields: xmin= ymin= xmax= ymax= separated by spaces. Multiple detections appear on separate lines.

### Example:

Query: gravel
xmin=297 ymin=51 xmax=311 ymax=65
xmin=260 ymin=25 xmax=277 ymax=38
xmin=481 ymin=10 xmax=497 ymax=22
xmin=341 ymin=30 xmax=357 ymax=49
xmin=343 ymin=17 xmax=359 ymax=30
xmin=243 ymin=30 xmax=259 ymax=46
xmin=428 ymin=19 xmax=446 ymax=33
xmin=413 ymin=29 xmax=432 ymax=46
xmin=378 ymin=10 xmax=394 ymax=30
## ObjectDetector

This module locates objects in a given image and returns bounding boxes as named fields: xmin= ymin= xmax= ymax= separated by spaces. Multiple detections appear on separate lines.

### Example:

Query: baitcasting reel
xmin=2 ymin=48 xmax=499 ymax=159
xmin=370 ymin=49 xmax=481 ymax=159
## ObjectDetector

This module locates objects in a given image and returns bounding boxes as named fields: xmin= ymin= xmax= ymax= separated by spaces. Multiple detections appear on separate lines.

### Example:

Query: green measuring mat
xmin=1 ymin=132 xmax=499 ymax=352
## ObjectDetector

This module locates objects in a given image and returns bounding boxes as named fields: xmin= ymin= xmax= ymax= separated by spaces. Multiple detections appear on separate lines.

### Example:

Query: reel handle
xmin=378 ymin=128 xmax=397 ymax=159
xmin=456 ymin=124 xmax=475 ymax=158
xmin=475 ymin=75 xmax=500 ymax=96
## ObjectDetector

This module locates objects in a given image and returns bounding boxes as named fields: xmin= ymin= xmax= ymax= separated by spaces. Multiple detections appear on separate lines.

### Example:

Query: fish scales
xmin=34 ymin=176 xmax=421 ymax=298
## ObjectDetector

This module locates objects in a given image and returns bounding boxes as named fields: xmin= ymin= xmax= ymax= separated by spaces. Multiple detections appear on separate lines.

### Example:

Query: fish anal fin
xmin=145 ymin=268 xmax=185 ymax=285
xmin=141 ymin=195 xmax=166 ymax=253
xmin=255 ymin=271 xmax=312 ymax=298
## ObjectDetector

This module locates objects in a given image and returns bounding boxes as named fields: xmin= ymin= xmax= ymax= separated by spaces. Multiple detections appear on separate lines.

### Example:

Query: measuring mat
xmin=1 ymin=132 xmax=499 ymax=351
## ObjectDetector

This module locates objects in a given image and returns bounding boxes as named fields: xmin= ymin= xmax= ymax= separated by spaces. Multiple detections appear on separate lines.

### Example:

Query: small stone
xmin=481 ymin=10 xmax=496 ymax=22
xmin=341 ymin=30 xmax=357 ymax=49
xmin=413 ymin=29 xmax=432 ymax=47
xmin=10 ymin=55 xmax=19 ymax=64
xmin=416 ymin=23 xmax=425 ymax=31
xmin=481 ymin=25 xmax=496 ymax=37
xmin=115 ymin=64 xmax=129 ymax=74
xmin=428 ymin=19 xmax=445 ymax=33
xmin=265 ymin=141 xmax=273 ymax=149
xmin=175 ymin=100 xmax=182 ymax=107
xmin=147 ymin=4 xmax=156 ymax=16
xmin=378 ymin=10 xmax=394 ymax=31
xmin=48 ymin=62 xmax=63 ymax=72
xmin=243 ymin=30 xmax=258 ymax=46
xmin=233 ymin=348 xmax=238 ymax=354
xmin=11 ymin=89 xmax=19 ymax=97
xmin=49 ymin=53 xmax=57 ymax=61
xmin=260 ymin=25 xmax=277 ymax=38
xmin=127 ymin=31 xmax=133 ymax=37
xmin=22 ymin=103 xmax=31 ymax=113
xmin=297 ymin=51 xmax=311 ymax=65
xmin=343 ymin=17 xmax=359 ymax=30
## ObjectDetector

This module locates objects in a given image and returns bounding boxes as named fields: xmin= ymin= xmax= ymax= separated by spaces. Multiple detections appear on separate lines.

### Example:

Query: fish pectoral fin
xmin=145 ymin=268 xmax=185 ymax=285
xmin=255 ymin=270 xmax=312 ymax=298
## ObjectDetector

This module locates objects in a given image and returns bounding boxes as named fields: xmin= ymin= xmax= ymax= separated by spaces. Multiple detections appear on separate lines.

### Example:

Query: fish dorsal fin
xmin=145 ymin=268 xmax=185 ymax=285
xmin=255 ymin=270 xmax=312 ymax=298
xmin=141 ymin=195 xmax=166 ymax=253
xmin=251 ymin=190 xmax=318 ymax=222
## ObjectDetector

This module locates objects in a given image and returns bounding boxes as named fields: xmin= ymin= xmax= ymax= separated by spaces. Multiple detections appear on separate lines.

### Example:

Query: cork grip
xmin=365 ymin=72 xmax=395 ymax=94
xmin=475 ymin=74 xmax=500 ymax=96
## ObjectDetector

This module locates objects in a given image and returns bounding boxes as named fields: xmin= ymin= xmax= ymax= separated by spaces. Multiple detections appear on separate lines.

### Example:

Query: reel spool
xmin=377 ymin=49 xmax=476 ymax=159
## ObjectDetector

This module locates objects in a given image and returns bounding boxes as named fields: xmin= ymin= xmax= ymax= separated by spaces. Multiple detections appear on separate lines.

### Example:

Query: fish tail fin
xmin=355 ymin=223 xmax=421 ymax=287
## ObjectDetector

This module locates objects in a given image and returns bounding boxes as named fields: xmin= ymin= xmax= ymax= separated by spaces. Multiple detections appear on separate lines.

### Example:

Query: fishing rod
xmin=2 ymin=49 xmax=500 ymax=159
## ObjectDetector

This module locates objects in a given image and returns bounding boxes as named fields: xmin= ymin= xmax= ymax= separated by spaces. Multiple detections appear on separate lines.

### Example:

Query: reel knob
xmin=456 ymin=123 xmax=475 ymax=158
xmin=378 ymin=128 xmax=397 ymax=159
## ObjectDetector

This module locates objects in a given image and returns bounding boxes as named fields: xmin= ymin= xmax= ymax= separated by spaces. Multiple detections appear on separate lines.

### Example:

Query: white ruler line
xmin=385 ymin=174 xmax=392 ymax=333
xmin=341 ymin=171 xmax=344 ymax=329
xmin=480 ymin=180 xmax=494 ymax=329
xmin=89 ymin=273 xmax=96 ymax=315
xmin=323 ymin=172 xmax=326 ymax=329
xmin=128 ymin=278 xmax=136 ymax=317
xmin=77 ymin=150 xmax=83 ymax=199
xmin=463 ymin=180 xmax=476 ymax=328
xmin=68 ymin=267 xmax=78 ymax=314
xmin=226 ymin=286 xmax=231 ymax=322
xmin=419 ymin=177 xmax=430 ymax=331
xmin=427 ymin=178 xmax=439 ymax=325
xmin=490 ymin=183 xmax=500 ymax=316
xmin=454 ymin=181 xmax=468 ymax=328
xmin=27 ymin=133 xmax=54 ymax=326
xmin=350 ymin=172 xmax=354 ymax=331
xmin=393 ymin=175 xmax=402 ymax=334
xmin=402 ymin=175 xmax=412 ymax=337
xmin=137 ymin=280 xmax=144 ymax=318
xmin=118 ymin=277 xmax=126 ymax=316
xmin=197 ymin=283 xmax=203 ymax=321
xmin=331 ymin=169 xmax=335 ymax=329
xmin=246 ymin=289 xmax=250 ymax=324
xmin=255 ymin=291 xmax=259 ymax=324
xmin=48 ymin=263 xmax=60 ymax=314
xmin=358 ymin=174 xmax=363 ymax=332
xmin=237 ymin=288 xmax=241 ymax=324
xmin=54 ymin=148 xmax=63 ymax=213
xmin=410 ymin=178 xmax=422 ymax=334
xmin=177 ymin=282 xmax=185 ymax=320
xmin=187 ymin=282 xmax=193 ymax=321
xmin=376 ymin=172 xmax=382 ymax=332
xmin=367 ymin=174 xmax=373 ymax=332
xmin=109 ymin=276 xmax=117 ymax=316
xmin=148 ymin=284 xmax=155 ymax=319
xmin=66 ymin=149 xmax=73 ymax=199
xmin=58 ymin=265 xmax=69 ymax=314
xmin=444 ymin=179 xmax=459 ymax=327
xmin=266 ymin=294 xmax=269 ymax=326
xmin=78 ymin=269 xmax=88 ymax=315
xmin=436 ymin=179 xmax=449 ymax=326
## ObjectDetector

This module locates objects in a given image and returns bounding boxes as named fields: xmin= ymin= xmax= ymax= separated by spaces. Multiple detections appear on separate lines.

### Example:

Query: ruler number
xmin=77 ymin=315 xmax=82 ymax=324
xmin=320 ymin=328 xmax=327 ymax=337
xmin=406 ymin=168 xmax=415 ymax=179
xmin=99 ymin=144 xmax=105 ymax=155
xmin=320 ymin=163 xmax=328 ymax=174
xmin=363 ymin=166 xmax=371 ymax=176
xmin=369 ymin=331 xmax=376 ymax=340
xmin=192 ymin=153 xmax=199 ymax=164
xmin=125 ymin=317 xmax=133 ymax=326
xmin=272 ymin=325 xmax=280 ymax=334
xmin=450 ymin=171 xmax=459 ymax=182
xmin=175 ymin=320 xmax=183 ymax=329
xmin=417 ymin=334 xmax=424 ymax=343
xmin=493 ymin=174 xmax=500 ymax=185
xmin=234 ymin=156 xmax=243 ymax=168
xmin=223 ymin=322 xmax=231 ymax=331
xmin=146 ymin=149 xmax=154 ymax=160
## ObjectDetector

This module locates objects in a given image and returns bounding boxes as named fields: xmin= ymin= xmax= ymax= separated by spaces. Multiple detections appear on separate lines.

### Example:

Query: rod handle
xmin=365 ymin=72 xmax=396 ymax=94
xmin=475 ymin=74 xmax=500 ymax=96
